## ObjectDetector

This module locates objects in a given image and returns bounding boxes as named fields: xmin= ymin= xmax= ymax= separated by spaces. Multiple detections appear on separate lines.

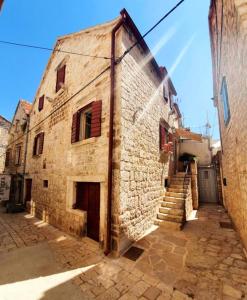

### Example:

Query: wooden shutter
xmin=91 ymin=100 xmax=102 ymax=137
xmin=38 ymin=95 xmax=44 ymax=111
xmin=39 ymin=132 xmax=45 ymax=154
xmin=71 ymin=112 xmax=80 ymax=143
xmin=56 ymin=65 xmax=66 ymax=92
xmin=5 ymin=150 xmax=10 ymax=166
xmin=159 ymin=124 xmax=165 ymax=150
xmin=33 ymin=136 xmax=37 ymax=156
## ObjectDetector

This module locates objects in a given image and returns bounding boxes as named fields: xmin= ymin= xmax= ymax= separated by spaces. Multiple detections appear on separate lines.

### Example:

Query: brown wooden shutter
xmin=39 ymin=132 xmax=45 ymax=154
xmin=71 ymin=112 xmax=80 ymax=143
xmin=5 ymin=150 xmax=10 ymax=166
xmin=33 ymin=136 xmax=37 ymax=156
xmin=56 ymin=65 xmax=66 ymax=92
xmin=91 ymin=100 xmax=102 ymax=137
xmin=38 ymin=95 xmax=44 ymax=111
xmin=159 ymin=124 xmax=165 ymax=150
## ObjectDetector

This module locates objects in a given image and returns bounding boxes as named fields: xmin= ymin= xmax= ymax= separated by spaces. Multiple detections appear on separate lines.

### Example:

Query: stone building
xmin=0 ymin=115 xmax=11 ymax=173
xmin=4 ymin=100 xmax=32 ymax=206
xmin=24 ymin=9 xmax=182 ymax=255
xmin=209 ymin=0 xmax=247 ymax=252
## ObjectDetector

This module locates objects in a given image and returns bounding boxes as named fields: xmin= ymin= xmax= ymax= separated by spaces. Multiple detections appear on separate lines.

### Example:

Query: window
xmin=159 ymin=123 xmax=173 ymax=151
xmin=38 ymin=95 xmax=44 ymax=111
xmin=71 ymin=100 xmax=102 ymax=143
xmin=5 ymin=149 xmax=11 ymax=167
xmin=79 ymin=107 xmax=92 ymax=140
xmin=33 ymin=132 xmax=45 ymax=156
xmin=56 ymin=64 xmax=66 ymax=93
xmin=163 ymin=85 xmax=169 ymax=103
xmin=15 ymin=145 xmax=22 ymax=166
xmin=220 ymin=77 xmax=231 ymax=125
xmin=43 ymin=180 xmax=48 ymax=188
xmin=169 ymin=92 xmax=174 ymax=110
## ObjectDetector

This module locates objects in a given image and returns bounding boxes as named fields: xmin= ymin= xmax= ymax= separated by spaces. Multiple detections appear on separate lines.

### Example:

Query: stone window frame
xmin=14 ymin=144 xmax=22 ymax=166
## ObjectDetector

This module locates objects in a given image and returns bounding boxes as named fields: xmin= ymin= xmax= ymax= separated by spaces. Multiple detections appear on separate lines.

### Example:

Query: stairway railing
xmin=182 ymin=162 xmax=190 ymax=226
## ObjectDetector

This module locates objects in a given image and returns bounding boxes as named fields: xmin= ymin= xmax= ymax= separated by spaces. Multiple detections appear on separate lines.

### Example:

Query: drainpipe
xmin=105 ymin=16 xmax=125 ymax=255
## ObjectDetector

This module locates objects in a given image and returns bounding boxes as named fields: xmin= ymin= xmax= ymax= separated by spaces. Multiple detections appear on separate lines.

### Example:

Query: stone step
xmin=154 ymin=219 xmax=182 ymax=230
xmin=166 ymin=191 xmax=186 ymax=198
xmin=169 ymin=184 xmax=189 ymax=189
xmin=161 ymin=201 xmax=184 ymax=209
xmin=159 ymin=207 xmax=184 ymax=216
xmin=164 ymin=196 xmax=185 ymax=203
xmin=168 ymin=188 xmax=187 ymax=193
xmin=157 ymin=212 xmax=183 ymax=223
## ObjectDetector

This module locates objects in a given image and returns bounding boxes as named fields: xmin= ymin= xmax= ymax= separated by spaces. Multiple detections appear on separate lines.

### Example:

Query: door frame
xmin=66 ymin=175 xmax=106 ymax=245
xmin=198 ymin=165 xmax=219 ymax=204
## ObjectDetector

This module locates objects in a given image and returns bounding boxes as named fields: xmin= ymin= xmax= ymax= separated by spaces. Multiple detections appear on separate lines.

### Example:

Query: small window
xmin=79 ymin=107 xmax=92 ymax=141
xmin=43 ymin=180 xmax=48 ymax=188
xmin=220 ymin=77 xmax=231 ymax=125
xmin=33 ymin=132 xmax=44 ymax=156
xmin=15 ymin=145 xmax=22 ymax=166
xmin=5 ymin=149 xmax=11 ymax=167
xmin=163 ymin=86 xmax=169 ymax=103
xmin=56 ymin=64 xmax=66 ymax=93
xmin=223 ymin=178 xmax=227 ymax=186
xmin=164 ymin=178 xmax=169 ymax=188
xmin=38 ymin=95 xmax=44 ymax=111
xmin=169 ymin=92 xmax=174 ymax=110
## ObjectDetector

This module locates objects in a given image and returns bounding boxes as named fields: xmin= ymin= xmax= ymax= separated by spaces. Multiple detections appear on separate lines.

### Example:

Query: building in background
xmin=4 ymin=100 xmax=32 ymax=209
xmin=0 ymin=115 xmax=11 ymax=204
xmin=0 ymin=115 xmax=11 ymax=173
xmin=23 ymin=9 xmax=182 ymax=255
xmin=209 ymin=0 xmax=247 ymax=253
xmin=0 ymin=0 xmax=4 ymax=11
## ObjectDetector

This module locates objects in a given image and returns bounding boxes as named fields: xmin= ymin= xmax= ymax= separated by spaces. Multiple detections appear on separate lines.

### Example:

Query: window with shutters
xmin=71 ymin=100 xmax=102 ymax=144
xmin=33 ymin=132 xmax=45 ymax=156
xmin=56 ymin=64 xmax=66 ymax=93
xmin=5 ymin=149 xmax=11 ymax=167
xmin=220 ymin=77 xmax=231 ymax=125
xmin=38 ymin=95 xmax=44 ymax=111
xmin=15 ymin=145 xmax=22 ymax=165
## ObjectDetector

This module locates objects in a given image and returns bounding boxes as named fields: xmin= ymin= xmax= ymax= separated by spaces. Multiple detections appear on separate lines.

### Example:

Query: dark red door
xmin=25 ymin=179 xmax=32 ymax=204
xmin=76 ymin=182 xmax=100 ymax=242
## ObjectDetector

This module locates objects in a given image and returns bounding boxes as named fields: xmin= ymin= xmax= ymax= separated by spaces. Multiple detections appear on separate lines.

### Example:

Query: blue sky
xmin=0 ymin=0 xmax=219 ymax=139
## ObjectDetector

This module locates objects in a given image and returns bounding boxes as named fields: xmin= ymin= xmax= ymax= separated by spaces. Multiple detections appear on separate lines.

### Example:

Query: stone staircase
xmin=155 ymin=172 xmax=191 ymax=230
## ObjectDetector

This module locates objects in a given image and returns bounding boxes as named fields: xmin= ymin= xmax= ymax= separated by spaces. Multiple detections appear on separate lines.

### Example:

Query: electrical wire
xmin=0 ymin=40 xmax=112 ymax=60
xmin=1 ymin=0 xmax=186 ymax=159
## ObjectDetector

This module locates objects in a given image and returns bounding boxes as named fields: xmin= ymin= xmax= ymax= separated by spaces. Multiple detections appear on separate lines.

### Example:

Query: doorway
xmin=76 ymin=182 xmax=100 ymax=242
xmin=198 ymin=166 xmax=218 ymax=203
xmin=25 ymin=179 xmax=32 ymax=204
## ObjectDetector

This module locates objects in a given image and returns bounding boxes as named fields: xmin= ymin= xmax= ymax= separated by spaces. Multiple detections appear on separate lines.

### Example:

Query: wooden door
xmin=198 ymin=167 xmax=218 ymax=203
xmin=25 ymin=179 xmax=32 ymax=203
xmin=76 ymin=182 xmax=100 ymax=242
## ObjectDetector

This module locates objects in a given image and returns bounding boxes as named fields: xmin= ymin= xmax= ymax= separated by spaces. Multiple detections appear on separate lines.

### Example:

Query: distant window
xmin=220 ymin=77 xmax=231 ymax=125
xmin=38 ymin=95 xmax=44 ymax=111
xmin=56 ymin=64 xmax=66 ymax=93
xmin=15 ymin=145 xmax=22 ymax=165
xmin=5 ymin=149 xmax=11 ymax=167
xmin=43 ymin=180 xmax=48 ymax=188
xmin=33 ymin=132 xmax=44 ymax=156
xmin=163 ymin=86 xmax=169 ymax=103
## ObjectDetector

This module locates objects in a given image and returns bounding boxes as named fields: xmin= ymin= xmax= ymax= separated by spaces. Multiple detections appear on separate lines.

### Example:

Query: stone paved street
xmin=0 ymin=204 xmax=247 ymax=300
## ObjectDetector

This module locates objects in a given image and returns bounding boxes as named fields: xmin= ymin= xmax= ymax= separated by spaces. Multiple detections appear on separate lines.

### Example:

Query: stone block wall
xmin=25 ymin=19 xmax=121 ymax=251
xmin=114 ymin=27 xmax=179 ymax=254
xmin=209 ymin=0 xmax=247 ymax=251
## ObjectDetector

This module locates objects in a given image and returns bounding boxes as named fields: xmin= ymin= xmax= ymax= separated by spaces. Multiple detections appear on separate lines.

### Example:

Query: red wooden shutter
xmin=159 ymin=124 xmax=165 ymax=150
xmin=56 ymin=65 xmax=66 ymax=92
xmin=71 ymin=112 xmax=80 ymax=143
xmin=38 ymin=95 xmax=44 ymax=111
xmin=39 ymin=132 xmax=45 ymax=154
xmin=91 ymin=100 xmax=102 ymax=137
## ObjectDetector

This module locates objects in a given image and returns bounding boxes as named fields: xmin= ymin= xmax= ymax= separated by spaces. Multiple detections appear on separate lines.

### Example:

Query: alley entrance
xmin=76 ymin=182 xmax=100 ymax=242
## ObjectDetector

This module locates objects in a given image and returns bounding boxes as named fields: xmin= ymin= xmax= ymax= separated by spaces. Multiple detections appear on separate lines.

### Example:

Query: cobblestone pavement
xmin=0 ymin=204 xmax=247 ymax=300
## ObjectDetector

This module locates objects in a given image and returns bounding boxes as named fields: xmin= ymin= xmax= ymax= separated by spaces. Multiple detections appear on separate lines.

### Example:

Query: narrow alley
xmin=0 ymin=204 xmax=246 ymax=300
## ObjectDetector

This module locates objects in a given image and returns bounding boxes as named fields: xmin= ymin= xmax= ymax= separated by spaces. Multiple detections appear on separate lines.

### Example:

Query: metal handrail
xmin=182 ymin=163 xmax=190 ymax=225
